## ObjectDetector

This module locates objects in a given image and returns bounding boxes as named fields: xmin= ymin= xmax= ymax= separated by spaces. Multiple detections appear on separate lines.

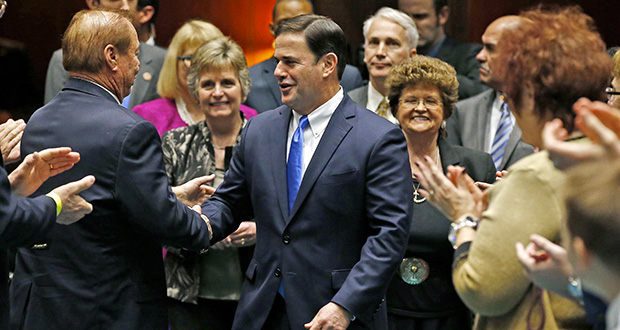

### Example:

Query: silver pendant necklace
xmin=413 ymin=148 xmax=440 ymax=204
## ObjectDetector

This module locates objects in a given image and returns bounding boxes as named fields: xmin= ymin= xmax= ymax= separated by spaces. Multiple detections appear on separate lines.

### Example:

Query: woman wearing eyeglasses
xmin=607 ymin=50 xmax=620 ymax=110
xmin=133 ymin=19 xmax=257 ymax=135
xmin=384 ymin=55 xmax=496 ymax=330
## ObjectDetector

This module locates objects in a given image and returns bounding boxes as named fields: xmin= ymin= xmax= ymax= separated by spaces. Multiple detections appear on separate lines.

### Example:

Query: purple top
xmin=133 ymin=98 xmax=258 ymax=136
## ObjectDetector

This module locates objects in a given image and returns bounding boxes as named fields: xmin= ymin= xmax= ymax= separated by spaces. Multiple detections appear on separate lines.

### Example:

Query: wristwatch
xmin=448 ymin=216 xmax=479 ymax=249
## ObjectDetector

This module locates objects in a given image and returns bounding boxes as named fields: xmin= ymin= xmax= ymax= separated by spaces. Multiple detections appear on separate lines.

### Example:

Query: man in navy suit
xmin=11 ymin=9 xmax=212 ymax=329
xmin=0 ymin=146 xmax=94 ymax=329
xmin=245 ymin=0 xmax=363 ymax=113
xmin=203 ymin=15 xmax=412 ymax=330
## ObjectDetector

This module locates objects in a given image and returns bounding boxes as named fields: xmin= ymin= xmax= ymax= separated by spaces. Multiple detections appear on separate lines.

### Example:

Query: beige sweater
xmin=453 ymin=150 xmax=589 ymax=330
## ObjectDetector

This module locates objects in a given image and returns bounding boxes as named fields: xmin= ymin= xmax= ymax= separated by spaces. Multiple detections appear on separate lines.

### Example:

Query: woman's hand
xmin=415 ymin=156 xmax=482 ymax=221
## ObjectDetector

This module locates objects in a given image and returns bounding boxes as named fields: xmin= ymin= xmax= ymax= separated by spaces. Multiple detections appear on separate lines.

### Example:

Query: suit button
xmin=275 ymin=268 xmax=281 ymax=277
xmin=283 ymin=235 xmax=290 ymax=244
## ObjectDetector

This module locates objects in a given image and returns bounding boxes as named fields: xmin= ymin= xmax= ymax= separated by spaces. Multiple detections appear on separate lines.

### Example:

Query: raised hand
xmin=9 ymin=147 xmax=80 ymax=197
xmin=0 ymin=118 xmax=26 ymax=164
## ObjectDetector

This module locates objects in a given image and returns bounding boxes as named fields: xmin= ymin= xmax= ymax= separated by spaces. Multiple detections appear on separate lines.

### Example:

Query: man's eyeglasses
xmin=606 ymin=87 xmax=620 ymax=101
xmin=178 ymin=55 xmax=193 ymax=68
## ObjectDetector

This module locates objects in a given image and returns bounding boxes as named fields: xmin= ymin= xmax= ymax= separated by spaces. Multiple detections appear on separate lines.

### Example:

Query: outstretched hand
xmin=173 ymin=174 xmax=216 ymax=207
xmin=52 ymin=175 xmax=95 ymax=225
xmin=9 ymin=147 xmax=80 ymax=197
xmin=0 ymin=118 xmax=26 ymax=164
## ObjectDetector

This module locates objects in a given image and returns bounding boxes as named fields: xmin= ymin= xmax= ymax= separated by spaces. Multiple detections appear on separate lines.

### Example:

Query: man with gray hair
xmin=349 ymin=7 xmax=418 ymax=124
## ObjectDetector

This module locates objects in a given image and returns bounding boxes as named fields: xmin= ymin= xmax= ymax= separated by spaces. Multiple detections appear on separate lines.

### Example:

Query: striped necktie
xmin=491 ymin=102 xmax=512 ymax=170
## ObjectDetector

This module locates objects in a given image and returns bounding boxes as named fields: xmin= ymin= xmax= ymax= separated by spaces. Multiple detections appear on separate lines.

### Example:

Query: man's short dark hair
xmin=275 ymin=14 xmax=346 ymax=80
xmin=272 ymin=0 xmax=314 ymax=21
xmin=433 ymin=0 xmax=448 ymax=15
xmin=138 ymin=0 xmax=159 ymax=23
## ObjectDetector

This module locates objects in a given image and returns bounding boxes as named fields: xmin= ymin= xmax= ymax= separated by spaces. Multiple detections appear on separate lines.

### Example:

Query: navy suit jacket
xmin=0 ymin=158 xmax=57 ymax=330
xmin=11 ymin=78 xmax=211 ymax=329
xmin=203 ymin=95 xmax=413 ymax=329
xmin=44 ymin=43 xmax=166 ymax=109
xmin=245 ymin=56 xmax=364 ymax=113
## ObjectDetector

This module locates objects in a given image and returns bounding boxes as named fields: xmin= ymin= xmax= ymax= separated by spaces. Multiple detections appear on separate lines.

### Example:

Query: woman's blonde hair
xmin=157 ymin=19 xmax=223 ymax=99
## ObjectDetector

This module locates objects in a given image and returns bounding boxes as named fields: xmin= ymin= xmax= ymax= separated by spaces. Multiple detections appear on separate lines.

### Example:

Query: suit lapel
xmin=263 ymin=58 xmax=283 ymax=108
xmin=478 ymin=91 xmax=495 ymax=151
xmin=271 ymin=107 xmax=293 ymax=223
xmin=438 ymin=137 xmax=460 ymax=171
xmin=288 ymin=97 xmax=354 ymax=221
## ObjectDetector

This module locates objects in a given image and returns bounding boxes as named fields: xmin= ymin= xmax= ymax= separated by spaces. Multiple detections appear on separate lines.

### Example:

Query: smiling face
xmin=363 ymin=17 xmax=413 ymax=87
xmin=397 ymin=83 xmax=444 ymax=137
xmin=274 ymin=32 xmax=326 ymax=114
xmin=197 ymin=66 xmax=243 ymax=120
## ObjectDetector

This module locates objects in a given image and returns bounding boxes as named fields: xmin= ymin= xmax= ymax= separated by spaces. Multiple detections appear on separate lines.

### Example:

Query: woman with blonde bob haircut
xmin=133 ymin=20 xmax=256 ymax=135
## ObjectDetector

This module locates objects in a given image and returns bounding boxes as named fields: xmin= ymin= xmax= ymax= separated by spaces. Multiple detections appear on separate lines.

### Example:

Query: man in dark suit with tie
xmin=44 ymin=0 xmax=166 ymax=109
xmin=446 ymin=16 xmax=534 ymax=171
xmin=11 ymin=9 xmax=212 ymax=329
xmin=203 ymin=14 xmax=412 ymax=330
xmin=245 ymin=0 xmax=363 ymax=113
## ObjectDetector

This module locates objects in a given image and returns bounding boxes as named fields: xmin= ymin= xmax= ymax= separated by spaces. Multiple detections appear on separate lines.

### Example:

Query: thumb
xmin=192 ymin=204 xmax=202 ymax=213
xmin=194 ymin=174 xmax=216 ymax=185
xmin=60 ymin=175 xmax=96 ymax=196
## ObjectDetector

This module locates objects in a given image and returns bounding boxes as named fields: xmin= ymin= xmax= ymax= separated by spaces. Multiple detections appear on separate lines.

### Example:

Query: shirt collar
xmin=291 ymin=87 xmax=344 ymax=137
xmin=74 ymin=77 xmax=121 ymax=104
xmin=367 ymin=83 xmax=385 ymax=111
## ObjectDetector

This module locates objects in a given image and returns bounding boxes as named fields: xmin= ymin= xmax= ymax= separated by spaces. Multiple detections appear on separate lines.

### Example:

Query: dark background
xmin=0 ymin=0 xmax=618 ymax=119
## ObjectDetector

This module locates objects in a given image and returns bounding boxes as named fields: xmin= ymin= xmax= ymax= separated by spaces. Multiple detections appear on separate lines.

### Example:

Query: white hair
xmin=363 ymin=7 xmax=419 ymax=51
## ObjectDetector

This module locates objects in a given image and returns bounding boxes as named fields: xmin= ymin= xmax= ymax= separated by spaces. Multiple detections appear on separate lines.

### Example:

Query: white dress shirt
xmin=366 ymin=83 xmax=399 ymax=125
xmin=287 ymin=88 xmax=344 ymax=177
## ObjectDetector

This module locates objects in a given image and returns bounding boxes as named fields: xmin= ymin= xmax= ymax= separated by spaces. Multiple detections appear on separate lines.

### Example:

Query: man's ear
xmin=438 ymin=6 xmax=450 ymax=26
xmin=136 ymin=5 xmax=155 ymax=25
xmin=409 ymin=48 xmax=417 ymax=57
xmin=85 ymin=0 xmax=99 ymax=9
xmin=572 ymin=236 xmax=593 ymax=269
xmin=269 ymin=22 xmax=277 ymax=38
xmin=321 ymin=53 xmax=338 ymax=78
xmin=104 ymin=44 xmax=119 ymax=71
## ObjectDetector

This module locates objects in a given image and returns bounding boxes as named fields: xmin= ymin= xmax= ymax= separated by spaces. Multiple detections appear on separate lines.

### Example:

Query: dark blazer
xmin=431 ymin=37 xmax=488 ymax=100
xmin=387 ymin=138 xmax=496 ymax=323
xmin=11 ymin=78 xmax=211 ymax=329
xmin=44 ymin=43 xmax=166 ymax=109
xmin=0 ymin=159 xmax=57 ymax=330
xmin=245 ymin=57 xmax=364 ymax=112
xmin=446 ymin=89 xmax=535 ymax=171
xmin=203 ymin=95 xmax=413 ymax=330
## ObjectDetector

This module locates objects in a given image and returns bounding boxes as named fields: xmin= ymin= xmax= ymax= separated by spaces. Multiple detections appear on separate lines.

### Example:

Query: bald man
xmin=244 ymin=0 xmax=363 ymax=112
xmin=446 ymin=16 xmax=534 ymax=171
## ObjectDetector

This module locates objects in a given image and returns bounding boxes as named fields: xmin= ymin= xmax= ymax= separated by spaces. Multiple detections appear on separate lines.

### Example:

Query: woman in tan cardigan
xmin=415 ymin=6 xmax=612 ymax=330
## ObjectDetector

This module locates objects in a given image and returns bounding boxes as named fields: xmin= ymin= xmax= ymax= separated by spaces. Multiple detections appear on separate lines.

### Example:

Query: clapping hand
xmin=0 ymin=118 xmax=26 ymax=164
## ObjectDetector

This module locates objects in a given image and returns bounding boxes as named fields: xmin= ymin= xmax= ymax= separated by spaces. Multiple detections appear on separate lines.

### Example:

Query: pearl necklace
xmin=413 ymin=148 xmax=440 ymax=204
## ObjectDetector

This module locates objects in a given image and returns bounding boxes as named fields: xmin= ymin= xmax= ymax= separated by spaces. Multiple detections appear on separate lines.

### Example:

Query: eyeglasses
xmin=0 ymin=0 xmax=7 ymax=19
xmin=606 ymin=87 xmax=620 ymax=101
xmin=178 ymin=55 xmax=193 ymax=68
xmin=399 ymin=96 xmax=443 ymax=110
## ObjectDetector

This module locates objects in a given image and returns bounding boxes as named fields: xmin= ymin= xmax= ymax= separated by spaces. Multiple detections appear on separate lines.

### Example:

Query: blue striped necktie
xmin=491 ymin=102 xmax=512 ymax=169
